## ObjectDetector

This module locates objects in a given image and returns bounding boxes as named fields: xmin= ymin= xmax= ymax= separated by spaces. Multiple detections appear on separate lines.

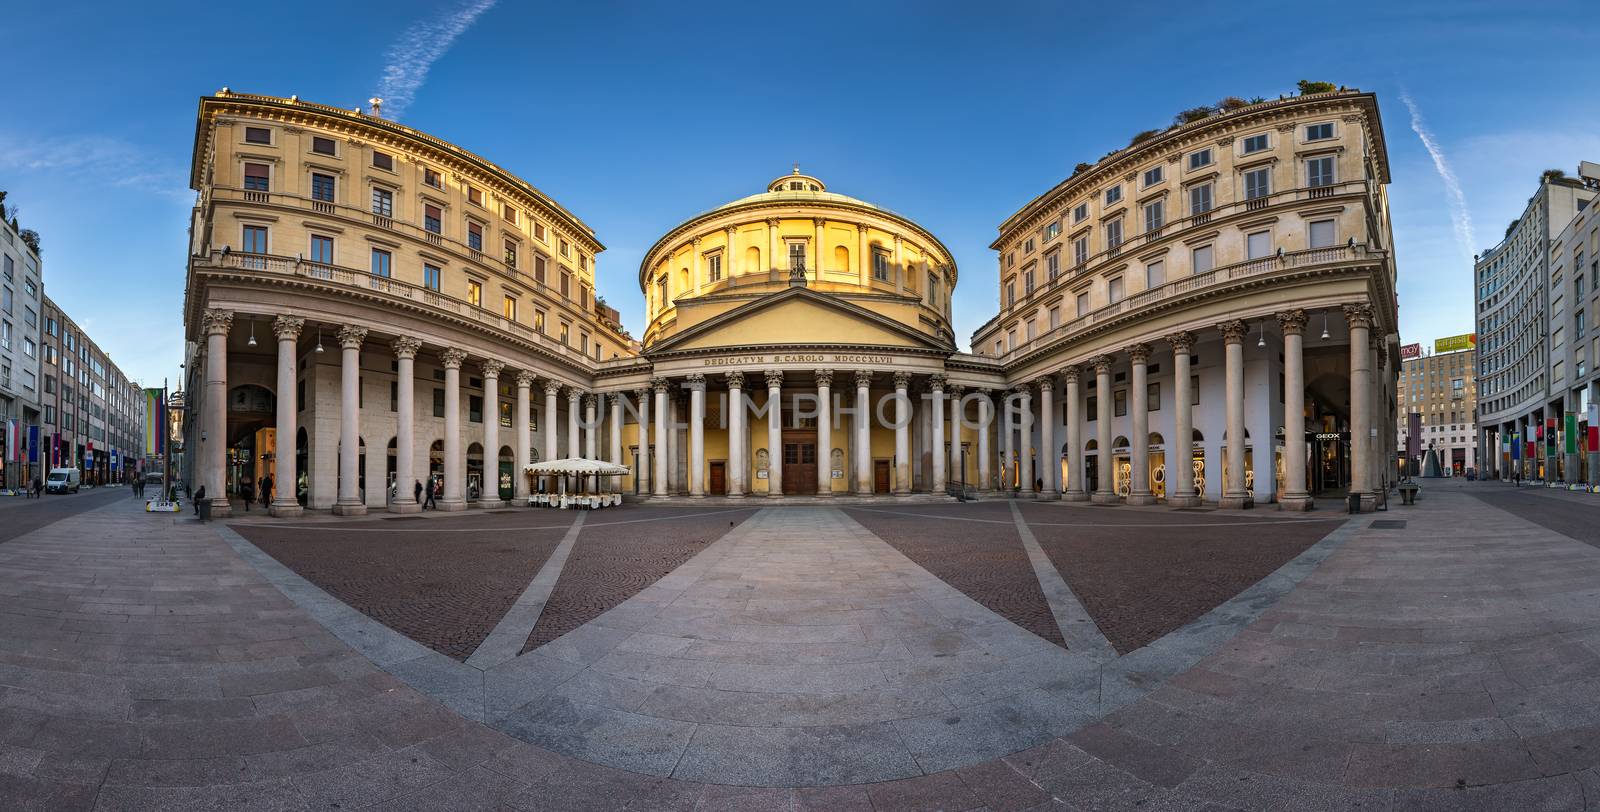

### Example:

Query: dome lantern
xmin=767 ymin=164 xmax=825 ymax=194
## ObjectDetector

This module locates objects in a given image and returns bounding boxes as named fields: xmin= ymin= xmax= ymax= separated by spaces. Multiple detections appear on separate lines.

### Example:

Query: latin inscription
xmin=702 ymin=353 xmax=897 ymax=367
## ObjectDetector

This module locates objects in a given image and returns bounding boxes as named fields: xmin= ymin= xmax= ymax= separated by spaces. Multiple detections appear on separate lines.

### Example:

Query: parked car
xmin=46 ymin=468 xmax=81 ymax=494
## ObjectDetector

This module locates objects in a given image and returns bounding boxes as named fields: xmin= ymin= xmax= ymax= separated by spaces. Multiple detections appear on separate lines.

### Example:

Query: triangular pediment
xmin=649 ymin=287 xmax=950 ymax=355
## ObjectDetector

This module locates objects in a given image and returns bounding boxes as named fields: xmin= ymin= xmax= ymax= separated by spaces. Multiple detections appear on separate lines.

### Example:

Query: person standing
xmin=423 ymin=476 xmax=437 ymax=510
xmin=413 ymin=479 xmax=423 ymax=506
xmin=259 ymin=474 xmax=273 ymax=510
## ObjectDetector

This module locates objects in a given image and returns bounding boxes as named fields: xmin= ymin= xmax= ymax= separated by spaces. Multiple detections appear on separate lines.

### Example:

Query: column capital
xmin=725 ymin=225 xmax=737 ymax=236
xmin=337 ymin=325 xmax=369 ymax=350
xmin=1128 ymin=342 xmax=1152 ymax=364
xmin=543 ymin=379 xmax=562 ymax=396
xmin=951 ymin=384 xmax=967 ymax=398
xmin=892 ymin=371 xmax=912 ymax=389
xmin=928 ymin=373 xmax=948 ymax=392
xmin=1058 ymin=364 xmax=1081 ymax=385
xmin=583 ymin=393 xmax=598 ymax=410
xmin=201 ymin=309 xmax=234 ymax=336
xmin=814 ymin=368 xmax=834 ymax=388
xmin=440 ymin=347 xmax=468 ymax=369
xmin=1342 ymin=302 xmax=1375 ymax=330
xmin=854 ymin=369 xmax=874 ymax=389
xmin=392 ymin=335 xmax=422 ymax=359
xmin=651 ymin=377 xmax=672 ymax=393
xmin=633 ymin=386 xmax=651 ymax=401
xmin=1165 ymin=330 xmax=1197 ymax=354
xmin=686 ymin=373 xmax=707 ymax=392
xmin=515 ymin=370 xmax=537 ymax=388
xmin=765 ymin=217 xmax=781 ymax=228
xmin=1089 ymin=355 xmax=1115 ymax=375
xmin=1216 ymin=319 xmax=1249 ymax=345
xmin=691 ymin=236 xmax=702 ymax=248
xmin=764 ymin=369 xmax=784 ymax=389
xmin=1276 ymin=309 xmax=1309 ymax=336
xmin=565 ymin=386 xmax=582 ymax=401
xmin=272 ymin=315 xmax=304 ymax=341
xmin=856 ymin=223 xmax=869 ymax=234
xmin=1034 ymin=375 xmax=1054 ymax=392
xmin=480 ymin=359 xmax=504 ymax=379
xmin=725 ymin=370 xmax=746 ymax=389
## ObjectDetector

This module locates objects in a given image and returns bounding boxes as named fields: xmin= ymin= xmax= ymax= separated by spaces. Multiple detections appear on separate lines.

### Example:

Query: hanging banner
xmin=144 ymin=388 xmax=165 ymax=456
xmin=1589 ymin=404 xmax=1600 ymax=453
xmin=27 ymin=425 xmax=39 ymax=465
xmin=1547 ymin=417 xmax=1558 ymax=456
xmin=1565 ymin=412 xmax=1579 ymax=455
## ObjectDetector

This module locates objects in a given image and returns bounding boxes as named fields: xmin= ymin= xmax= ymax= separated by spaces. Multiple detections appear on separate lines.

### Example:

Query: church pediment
xmin=648 ymin=287 xmax=951 ymax=356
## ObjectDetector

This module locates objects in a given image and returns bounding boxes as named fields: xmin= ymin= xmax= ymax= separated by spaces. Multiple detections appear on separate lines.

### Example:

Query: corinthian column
xmin=566 ymin=388 xmax=580 ymax=460
xmin=1090 ymin=355 xmax=1118 ymax=505
xmin=389 ymin=336 xmax=421 ymax=514
xmin=688 ymin=374 xmax=706 ymax=497
xmin=584 ymin=394 xmax=598 ymax=461
xmin=1165 ymin=332 xmax=1201 ymax=507
xmin=977 ymin=388 xmax=992 ymax=492
xmin=438 ymin=348 xmax=468 ymax=511
xmin=652 ymin=378 xmax=669 ymax=497
xmin=1017 ymin=385 xmax=1034 ymax=495
xmin=1345 ymin=303 xmax=1375 ymax=511
xmin=478 ymin=360 xmax=504 ymax=508
xmin=765 ymin=369 xmax=784 ymax=497
xmin=930 ymin=374 xmax=947 ymax=494
xmin=201 ymin=309 xmax=233 ymax=518
xmin=816 ymin=369 xmax=834 ymax=497
xmin=513 ymin=372 xmax=534 ymax=502
xmin=270 ymin=316 xmax=305 ymax=517
xmin=855 ymin=370 xmax=873 ymax=495
xmin=1127 ymin=343 xmax=1155 ymax=506
xmin=542 ymin=379 xmax=559 ymax=463
xmin=633 ymin=386 xmax=651 ymax=495
xmin=1277 ymin=311 xmax=1313 ymax=510
xmin=1062 ymin=367 xmax=1087 ymax=501
xmin=333 ymin=325 xmax=368 ymax=516
xmin=726 ymin=371 xmax=746 ymax=498
xmin=893 ymin=372 xmax=911 ymax=495
xmin=1036 ymin=375 xmax=1056 ymax=498
xmin=1217 ymin=320 xmax=1252 ymax=509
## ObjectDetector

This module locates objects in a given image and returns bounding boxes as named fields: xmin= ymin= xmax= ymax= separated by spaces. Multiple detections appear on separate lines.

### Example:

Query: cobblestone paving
xmin=844 ymin=503 xmax=1067 ymax=647
xmin=1020 ymin=502 xmax=1346 ymax=654
xmin=236 ymin=515 xmax=572 ymax=660
xmin=520 ymin=507 xmax=758 ymax=653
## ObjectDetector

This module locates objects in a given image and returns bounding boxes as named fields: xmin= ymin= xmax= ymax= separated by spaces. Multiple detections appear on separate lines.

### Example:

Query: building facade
xmin=0 ymin=214 xmax=43 ymax=488
xmin=182 ymin=88 xmax=1400 ymax=517
xmin=1396 ymin=343 xmax=1476 ymax=475
xmin=1475 ymin=164 xmax=1599 ymax=482
xmin=39 ymin=295 xmax=146 ymax=485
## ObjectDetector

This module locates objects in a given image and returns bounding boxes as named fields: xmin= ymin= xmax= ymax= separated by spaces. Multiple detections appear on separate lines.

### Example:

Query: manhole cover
xmin=1369 ymin=520 xmax=1406 ymax=529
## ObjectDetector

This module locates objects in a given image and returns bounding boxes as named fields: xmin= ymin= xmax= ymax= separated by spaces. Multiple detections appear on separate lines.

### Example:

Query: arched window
xmin=1113 ymin=436 xmax=1130 ymax=452
xmin=833 ymin=245 xmax=849 ymax=273
xmin=1149 ymin=432 xmax=1165 ymax=447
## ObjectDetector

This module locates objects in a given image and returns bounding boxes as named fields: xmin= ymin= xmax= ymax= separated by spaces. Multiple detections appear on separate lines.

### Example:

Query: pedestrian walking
xmin=193 ymin=485 xmax=206 ymax=515
xmin=260 ymin=475 xmax=273 ymax=509
xmin=239 ymin=481 xmax=253 ymax=512
xmin=413 ymin=479 xmax=423 ymax=506
xmin=423 ymin=476 xmax=438 ymax=510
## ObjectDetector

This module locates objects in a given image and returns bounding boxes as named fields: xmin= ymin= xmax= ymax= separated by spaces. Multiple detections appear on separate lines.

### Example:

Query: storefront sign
xmin=1399 ymin=343 xmax=1422 ymax=360
xmin=1313 ymin=432 xmax=1348 ymax=441
xmin=1434 ymin=333 xmax=1476 ymax=353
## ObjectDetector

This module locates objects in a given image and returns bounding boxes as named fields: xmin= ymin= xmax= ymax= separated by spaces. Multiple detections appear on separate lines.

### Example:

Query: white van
xmin=46 ymin=468 xmax=81 ymax=494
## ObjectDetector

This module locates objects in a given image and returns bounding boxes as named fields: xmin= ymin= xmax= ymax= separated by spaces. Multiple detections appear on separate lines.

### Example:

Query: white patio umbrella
xmin=524 ymin=458 xmax=629 ymax=498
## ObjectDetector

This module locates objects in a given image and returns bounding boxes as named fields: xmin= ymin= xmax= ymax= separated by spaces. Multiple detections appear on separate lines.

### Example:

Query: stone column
xmin=1127 ymin=343 xmax=1155 ymax=505
xmin=566 ymin=388 xmax=581 ymax=460
xmin=668 ymin=394 xmax=682 ymax=493
xmin=542 ymin=381 xmax=559 ymax=464
xmin=893 ymin=372 xmax=911 ymax=495
xmin=1062 ymin=367 xmax=1087 ymax=501
xmin=893 ymin=236 xmax=904 ymax=294
xmin=478 ymin=360 xmax=504 ymax=508
xmin=949 ymin=385 xmax=964 ymax=488
xmin=1217 ymin=320 xmax=1252 ymax=509
xmin=514 ymin=372 xmax=534 ymax=502
xmin=634 ymin=386 xmax=651 ymax=495
xmin=855 ymin=370 xmax=873 ymax=496
xmin=1091 ymin=355 xmax=1118 ymax=504
xmin=1166 ymin=332 xmax=1201 ymax=507
xmin=1017 ymin=386 xmax=1034 ymax=495
xmin=726 ymin=371 xmax=746 ymax=497
xmin=977 ymin=389 xmax=993 ymax=492
xmin=609 ymin=392 xmax=623 ymax=466
xmin=691 ymin=237 xmax=703 ymax=295
xmin=270 ymin=316 xmax=305 ymax=517
xmin=930 ymin=374 xmax=947 ymax=494
xmin=652 ymin=379 xmax=669 ymax=497
xmin=765 ymin=369 xmax=784 ymax=497
xmin=201 ymin=309 xmax=233 ymax=518
xmin=1036 ymin=375 xmax=1056 ymax=498
xmin=816 ymin=369 xmax=834 ymax=497
xmin=584 ymin=394 xmax=599 ymax=461
xmin=813 ymin=217 xmax=825 ymax=282
xmin=999 ymin=392 xmax=1013 ymax=491
xmin=688 ymin=374 xmax=706 ymax=497
xmin=1344 ymin=304 xmax=1374 ymax=510
xmin=767 ymin=218 xmax=780 ymax=277
xmin=439 ymin=348 xmax=467 ymax=511
xmin=1277 ymin=311 xmax=1312 ymax=510
xmin=333 ymin=325 xmax=368 ymax=516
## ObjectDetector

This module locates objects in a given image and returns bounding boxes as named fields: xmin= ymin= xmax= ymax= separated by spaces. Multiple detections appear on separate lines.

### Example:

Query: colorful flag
xmin=1589 ymin=404 xmax=1600 ymax=453
xmin=1547 ymin=417 xmax=1558 ymax=456
xmin=27 ymin=425 xmax=39 ymax=465
xmin=143 ymin=388 xmax=165 ymax=457
xmin=1565 ymin=412 xmax=1579 ymax=455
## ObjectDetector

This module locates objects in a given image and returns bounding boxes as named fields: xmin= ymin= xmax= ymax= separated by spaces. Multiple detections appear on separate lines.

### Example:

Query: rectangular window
xmin=1026 ymin=320 xmax=1037 ymax=341
xmin=1309 ymin=219 xmax=1336 ymax=248
xmin=1143 ymin=200 xmax=1164 ymax=233
xmin=423 ymin=167 xmax=441 ymax=188
xmin=424 ymin=204 xmax=442 ymax=234
xmin=1087 ymin=396 xmax=1097 ymax=419
xmin=1114 ymin=388 xmax=1127 ymax=417
xmin=466 ymin=280 xmax=482 ymax=307
xmin=1104 ymin=185 xmax=1122 ymax=206
xmin=1104 ymin=219 xmax=1123 ymax=249
xmin=503 ymin=239 xmax=518 ymax=268
xmin=1024 ymin=238 xmax=1035 ymax=254
xmin=1241 ymin=133 xmax=1270 ymax=154
xmin=502 ymin=204 xmax=517 ymax=224
xmin=372 ymin=150 xmax=393 ymax=171
xmin=1005 ymin=281 xmax=1015 ymax=307
xmin=1073 ymin=235 xmax=1089 ymax=266
xmin=390 ymin=381 xmax=398 ymax=412
xmin=1145 ymin=260 xmax=1165 ymax=288
xmin=1076 ymin=291 xmax=1089 ymax=317
xmin=560 ymin=322 xmax=570 ymax=344
xmin=1142 ymin=166 xmax=1163 ymax=187
xmin=560 ymin=239 xmax=571 ymax=258
xmin=534 ymin=222 xmax=547 ymax=242
xmin=1189 ymin=183 xmax=1213 ymax=215
xmin=1049 ymin=307 xmax=1060 ymax=329
xmin=1148 ymin=382 xmax=1161 ymax=411
xmin=311 ymin=136 xmax=336 ymax=155
xmin=370 ymin=248 xmax=392 ymax=277
xmin=241 ymin=225 xmax=268 ymax=254
xmin=1577 ymin=309 xmax=1586 ymax=340
xmin=309 ymin=234 xmax=334 ymax=264
xmin=311 ymin=173 xmax=335 ymax=202
xmin=560 ymin=271 xmax=571 ymax=298
xmin=464 ymin=186 xmax=483 ymax=206
xmin=1108 ymin=276 xmax=1123 ymax=302
xmin=1046 ymin=252 xmax=1060 ymax=279
xmin=1073 ymin=203 xmax=1089 ymax=223
xmin=242 ymin=163 xmax=269 ymax=191
xmin=1044 ymin=222 xmax=1060 ymax=241
xmin=789 ymin=242 xmax=806 ymax=271
xmin=467 ymin=221 xmax=483 ymax=250
xmin=1192 ymin=244 xmax=1214 ymax=273
xmin=1306 ymin=156 xmax=1335 ymax=188
xmin=873 ymin=251 xmax=890 ymax=281
xmin=1023 ymin=269 xmax=1035 ymax=295
xmin=371 ymin=187 xmax=393 ymax=217
xmin=534 ymin=309 xmax=546 ymax=333
xmin=580 ymin=332 xmax=590 ymax=354
xmin=502 ymin=295 xmax=517 ymax=320
xmin=1247 ymin=230 xmax=1272 ymax=259
xmin=1243 ymin=168 xmax=1271 ymax=200
xmin=423 ymin=264 xmax=441 ymax=291
xmin=1188 ymin=148 xmax=1213 ymax=170
xmin=433 ymin=388 xmax=445 ymax=418
xmin=707 ymin=253 xmax=723 ymax=282
xmin=534 ymin=255 xmax=547 ymax=283
xmin=244 ymin=126 xmax=271 ymax=144
xmin=1305 ymin=122 xmax=1334 ymax=141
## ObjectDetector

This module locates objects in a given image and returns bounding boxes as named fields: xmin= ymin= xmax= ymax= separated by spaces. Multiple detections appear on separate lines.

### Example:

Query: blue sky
xmin=3 ymin=0 xmax=1597 ymax=387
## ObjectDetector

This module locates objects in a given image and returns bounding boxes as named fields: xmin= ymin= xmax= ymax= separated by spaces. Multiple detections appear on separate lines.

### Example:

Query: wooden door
xmin=782 ymin=431 xmax=816 ymax=495
xmin=708 ymin=461 xmax=726 ymax=495
xmin=873 ymin=460 xmax=891 ymax=494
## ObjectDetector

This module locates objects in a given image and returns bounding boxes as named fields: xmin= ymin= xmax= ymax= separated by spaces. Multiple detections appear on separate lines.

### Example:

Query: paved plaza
xmin=1 ymin=482 xmax=1600 ymax=809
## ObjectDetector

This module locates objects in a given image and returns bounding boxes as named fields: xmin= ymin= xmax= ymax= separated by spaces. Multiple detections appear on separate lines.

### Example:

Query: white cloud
xmin=1399 ymin=91 xmax=1476 ymax=263
xmin=0 ymin=133 xmax=189 ymax=200
xmin=373 ymin=0 xmax=497 ymax=121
